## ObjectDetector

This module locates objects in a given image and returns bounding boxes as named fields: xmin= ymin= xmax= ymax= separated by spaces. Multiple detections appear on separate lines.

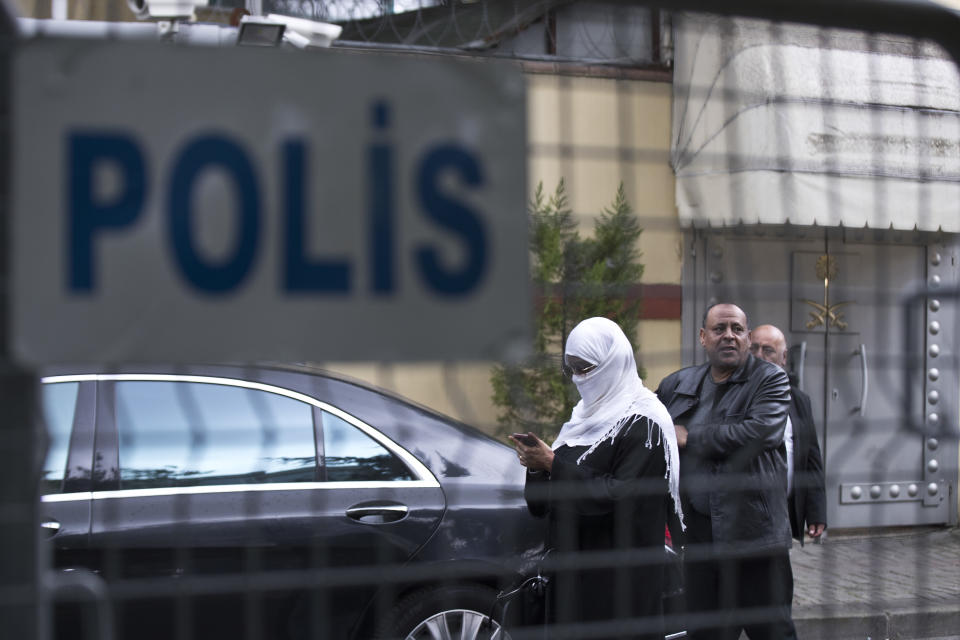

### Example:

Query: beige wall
xmin=15 ymin=0 xmax=135 ymax=20
xmin=322 ymin=362 xmax=503 ymax=433
xmin=527 ymin=74 xmax=680 ymax=283
xmin=526 ymin=73 xmax=682 ymax=389
xmin=638 ymin=319 xmax=683 ymax=391
xmin=334 ymin=72 xmax=683 ymax=435
xmin=14 ymin=0 xmax=48 ymax=18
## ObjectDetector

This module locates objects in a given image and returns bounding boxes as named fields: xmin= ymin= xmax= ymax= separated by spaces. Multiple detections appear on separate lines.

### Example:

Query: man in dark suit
xmin=750 ymin=324 xmax=827 ymax=543
xmin=657 ymin=304 xmax=796 ymax=639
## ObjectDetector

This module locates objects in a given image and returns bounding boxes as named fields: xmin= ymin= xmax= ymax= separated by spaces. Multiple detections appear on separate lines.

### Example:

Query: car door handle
xmin=346 ymin=503 xmax=408 ymax=524
xmin=41 ymin=520 xmax=61 ymax=537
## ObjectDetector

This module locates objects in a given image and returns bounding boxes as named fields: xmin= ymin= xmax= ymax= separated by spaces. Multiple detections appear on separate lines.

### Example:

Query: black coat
xmin=655 ymin=354 xmax=793 ymax=551
xmin=524 ymin=415 xmax=667 ymax=640
xmin=788 ymin=385 xmax=827 ymax=544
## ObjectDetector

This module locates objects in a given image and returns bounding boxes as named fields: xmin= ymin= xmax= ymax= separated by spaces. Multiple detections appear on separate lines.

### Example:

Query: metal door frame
xmin=682 ymin=226 xmax=959 ymax=527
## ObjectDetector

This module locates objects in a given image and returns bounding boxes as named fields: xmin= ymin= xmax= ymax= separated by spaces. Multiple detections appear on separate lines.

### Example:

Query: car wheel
xmin=381 ymin=584 xmax=509 ymax=640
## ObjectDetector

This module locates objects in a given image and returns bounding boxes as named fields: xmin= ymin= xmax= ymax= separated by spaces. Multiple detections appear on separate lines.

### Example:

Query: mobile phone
xmin=511 ymin=433 xmax=537 ymax=446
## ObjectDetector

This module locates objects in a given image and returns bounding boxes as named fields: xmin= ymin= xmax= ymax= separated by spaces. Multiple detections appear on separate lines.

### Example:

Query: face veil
xmin=552 ymin=316 xmax=685 ymax=529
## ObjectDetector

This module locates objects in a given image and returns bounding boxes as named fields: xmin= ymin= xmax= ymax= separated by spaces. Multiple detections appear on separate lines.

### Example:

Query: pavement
xmin=789 ymin=526 xmax=960 ymax=640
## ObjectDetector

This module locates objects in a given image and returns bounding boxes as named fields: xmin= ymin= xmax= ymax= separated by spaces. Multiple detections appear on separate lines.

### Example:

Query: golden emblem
xmin=802 ymin=255 xmax=852 ymax=330
xmin=814 ymin=255 xmax=838 ymax=282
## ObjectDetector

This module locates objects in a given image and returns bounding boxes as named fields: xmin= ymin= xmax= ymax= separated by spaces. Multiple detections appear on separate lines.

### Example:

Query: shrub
xmin=491 ymin=179 xmax=645 ymax=441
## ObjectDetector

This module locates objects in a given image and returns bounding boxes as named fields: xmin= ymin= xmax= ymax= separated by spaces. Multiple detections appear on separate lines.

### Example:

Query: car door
xmin=86 ymin=374 xmax=445 ymax=637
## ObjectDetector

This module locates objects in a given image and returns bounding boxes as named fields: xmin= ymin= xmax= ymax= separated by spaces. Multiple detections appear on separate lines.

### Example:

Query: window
xmin=116 ymin=381 xmax=317 ymax=489
xmin=322 ymin=411 xmax=414 ymax=482
xmin=41 ymin=382 xmax=79 ymax=495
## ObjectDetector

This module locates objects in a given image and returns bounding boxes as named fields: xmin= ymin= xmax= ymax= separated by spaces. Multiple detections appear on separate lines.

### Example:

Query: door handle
xmin=346 ymin=503 xmax=408 ymax=524
xmin=41 ymin=519 xmax=61 ymax=538
xmin=797 ymin=341 xmax=807 ymax=393
xmin=853 ymin=344 xmax=868 ymax=417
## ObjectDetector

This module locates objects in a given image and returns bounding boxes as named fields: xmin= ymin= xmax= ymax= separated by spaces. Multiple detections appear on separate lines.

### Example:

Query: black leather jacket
xmin=656 ymin=353 xmax=792 ymax=551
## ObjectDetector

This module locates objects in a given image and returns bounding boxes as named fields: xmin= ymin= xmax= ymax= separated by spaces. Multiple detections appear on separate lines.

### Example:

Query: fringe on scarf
xmin=574 ymin=411 xmax=686 ymax=531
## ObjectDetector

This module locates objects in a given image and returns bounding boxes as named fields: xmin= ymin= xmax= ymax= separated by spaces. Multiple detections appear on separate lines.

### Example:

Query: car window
xmin=116 ymin=381 xmax=317 ymax=489
xmin=321 ymin=411 xmax=414 ymax=482
xmin=41 ymin=382 xmax=79 ymax=495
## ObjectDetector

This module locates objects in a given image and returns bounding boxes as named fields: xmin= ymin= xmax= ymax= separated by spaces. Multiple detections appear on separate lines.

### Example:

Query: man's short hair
xmin=701 ymin=302 xmax=748 ymax=329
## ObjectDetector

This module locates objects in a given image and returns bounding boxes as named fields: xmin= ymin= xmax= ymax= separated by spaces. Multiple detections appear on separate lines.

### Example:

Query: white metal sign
xmin=12 ymin=40 xmax=529 ymax=363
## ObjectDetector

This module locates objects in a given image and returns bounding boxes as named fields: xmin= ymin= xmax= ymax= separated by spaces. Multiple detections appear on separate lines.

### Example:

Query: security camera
xmin=127 ymin=0 xmax=208 ymax=21
xmin=239 ymin=14 xmax=341 ymax=49
xmin=267 ymin=14 xmax=341 ymax=48
xmin=127 ymin=0 xmax=149 ymax=19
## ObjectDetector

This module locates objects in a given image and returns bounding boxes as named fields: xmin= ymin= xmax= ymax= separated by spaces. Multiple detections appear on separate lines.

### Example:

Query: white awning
xmin=671 ymin=14 xmax=960 ymax=232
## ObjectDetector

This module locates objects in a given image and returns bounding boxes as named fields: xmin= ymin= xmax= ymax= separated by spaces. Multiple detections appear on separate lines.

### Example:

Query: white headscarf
xmin=553 ymin=317 xmax=684 ymax=528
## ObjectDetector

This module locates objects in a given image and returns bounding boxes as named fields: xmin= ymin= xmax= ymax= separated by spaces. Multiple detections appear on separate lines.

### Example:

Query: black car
xmin=39 ymin=363 xmax=546 ymax=639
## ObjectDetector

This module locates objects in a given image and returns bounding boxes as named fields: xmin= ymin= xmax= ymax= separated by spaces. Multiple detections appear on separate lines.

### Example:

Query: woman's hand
xmin=508 ymin=432 xmax=554 ymax=473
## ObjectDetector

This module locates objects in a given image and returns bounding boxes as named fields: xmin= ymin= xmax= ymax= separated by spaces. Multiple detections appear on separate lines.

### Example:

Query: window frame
xmin=319 ymin=408 xmax=418 ymax=483
xmin=39 ymin=379 xmax=96 ymax=495
xmin=40 ymin=374 xmax=439 ymax=501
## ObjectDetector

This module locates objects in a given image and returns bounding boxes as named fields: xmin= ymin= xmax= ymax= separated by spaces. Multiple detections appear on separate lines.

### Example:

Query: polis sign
xmin=12 ymin=40 xmax=529 ymax=364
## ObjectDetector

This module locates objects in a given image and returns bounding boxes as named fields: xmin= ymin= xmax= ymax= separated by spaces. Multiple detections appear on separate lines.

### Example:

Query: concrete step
xmin=793 ymin=599 xmax=960 ymax=640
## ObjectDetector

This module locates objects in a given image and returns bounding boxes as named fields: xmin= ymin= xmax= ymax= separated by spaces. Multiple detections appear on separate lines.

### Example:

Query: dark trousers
xmin=683 ymin=510 xmax=797 ymax=640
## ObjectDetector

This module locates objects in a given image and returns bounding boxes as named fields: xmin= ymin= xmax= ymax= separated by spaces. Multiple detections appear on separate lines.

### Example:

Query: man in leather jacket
xmin=656 ymin=304 xmax=796 ymax=640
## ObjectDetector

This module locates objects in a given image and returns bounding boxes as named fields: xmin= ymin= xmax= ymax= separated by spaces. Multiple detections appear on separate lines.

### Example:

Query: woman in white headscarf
xmin=510 ymin=317 xmax=683 ymax=640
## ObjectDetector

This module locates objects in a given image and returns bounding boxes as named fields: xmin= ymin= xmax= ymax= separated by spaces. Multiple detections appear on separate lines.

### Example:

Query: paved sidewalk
xmin=790 ymin=526 xmax=960 ymax=639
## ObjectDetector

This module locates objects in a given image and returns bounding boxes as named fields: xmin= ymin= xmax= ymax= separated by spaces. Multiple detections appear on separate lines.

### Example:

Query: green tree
xmin=491 ymin=180 xmax=645 ymax=441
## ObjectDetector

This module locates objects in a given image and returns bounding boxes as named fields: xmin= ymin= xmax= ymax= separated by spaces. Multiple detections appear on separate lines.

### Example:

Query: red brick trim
xmin=534 ymin=283 xmax=682 ymax=320
xmin=636 ymin=284 xmax=682 ymax=320
xmin=520 ymin=60 xmax=672 ymax=82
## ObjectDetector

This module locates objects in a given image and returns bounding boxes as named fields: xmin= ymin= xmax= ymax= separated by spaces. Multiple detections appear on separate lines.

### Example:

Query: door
xmin=684 ymin=226 xmax=957 ymax=528
xmin=87 ymin=375 xmax=445 ymax=636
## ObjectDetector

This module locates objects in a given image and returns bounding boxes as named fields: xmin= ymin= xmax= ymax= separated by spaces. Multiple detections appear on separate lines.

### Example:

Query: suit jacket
xmin=788 ymin=385 xmax=827 ymax=545
xmin=656 ymin=354 xmax=792 ymax=551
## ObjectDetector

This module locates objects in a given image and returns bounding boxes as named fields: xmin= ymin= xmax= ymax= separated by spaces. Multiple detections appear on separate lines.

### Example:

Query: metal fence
xmin=3 ymin=1 xmax=960 ymax=639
